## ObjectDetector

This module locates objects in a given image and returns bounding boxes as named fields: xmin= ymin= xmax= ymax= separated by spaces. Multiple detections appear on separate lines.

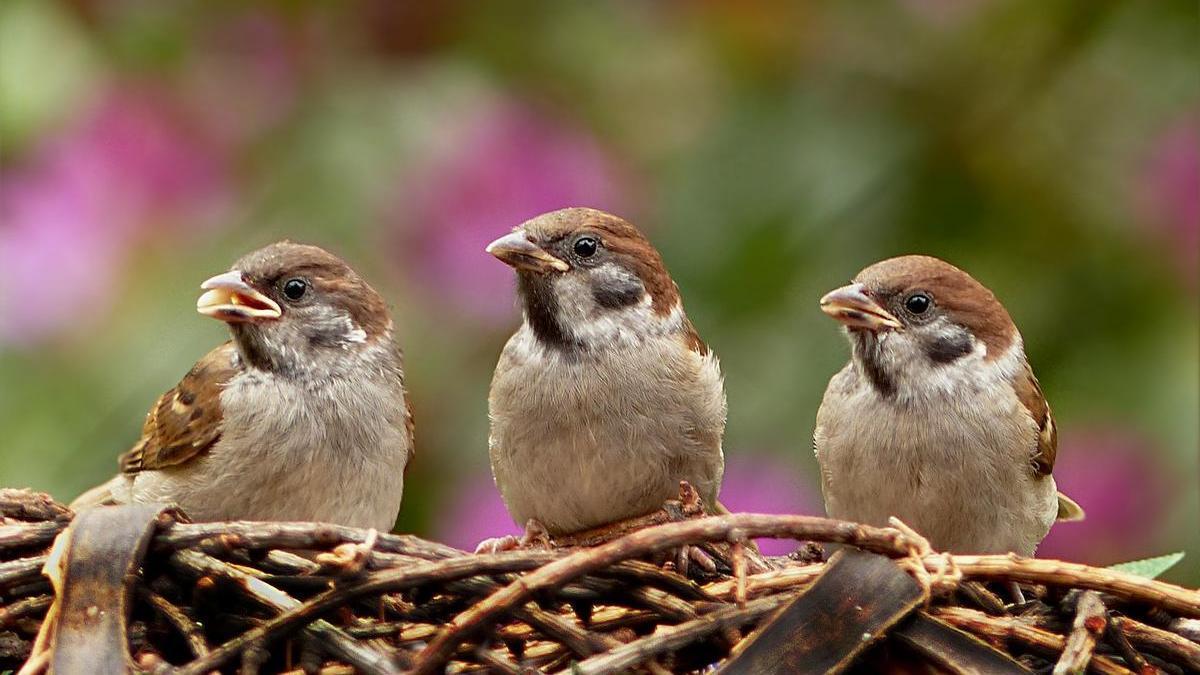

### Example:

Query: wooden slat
xmin=719 ymin=549 xmax=925 ymax=675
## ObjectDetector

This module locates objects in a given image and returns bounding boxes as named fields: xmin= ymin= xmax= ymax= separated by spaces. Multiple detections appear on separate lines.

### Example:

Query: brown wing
xmin=1012 ymin=361 xmax=1056 ymax=477
xmin=119 ymin=342 xmax=239 ymax=473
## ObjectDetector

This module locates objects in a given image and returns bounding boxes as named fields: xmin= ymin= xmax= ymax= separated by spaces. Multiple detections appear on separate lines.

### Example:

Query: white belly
xmin=815 ymin=365 xmax=1057 ymax=555
xmin=489 ymin=327 xmax=725 ymax=535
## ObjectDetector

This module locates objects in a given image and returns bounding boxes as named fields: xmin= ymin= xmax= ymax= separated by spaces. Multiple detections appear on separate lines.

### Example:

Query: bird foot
xmin=473 ymin=518 xmax=551 ymax=554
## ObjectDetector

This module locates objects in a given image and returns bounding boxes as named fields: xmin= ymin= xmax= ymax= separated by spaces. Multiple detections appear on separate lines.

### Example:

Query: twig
xmin=0 ymin=595 xmax=51 ymax=628
xmin=1111 ymin=616 xmax=1200 ymax=672
xmin=1105 ymin=615 xmax=1153 ymax=675
xmin=0 ymin=557 xmax=45 ymax=590
xmin=156 ymin=521 xmax=464 ymax=560
xmin=1054 ymin=591 xmax=1106 ymax=675
xmin=0 ymin=523 xmax=62 ymax=552
xmin=139 ymin=587 xmax=209 ymax=658
xmin=934 ymin=555 xmax=1200 ymax=618
xmin=409 ymin=514 xmax=914 ymax=675
xmin=169 ymin=550 xmax=400 ymax=675
xmin=571 ymin=594 xmax=792 ymax=674
xmin=933 ymin=606 xmax=1133 ymax=675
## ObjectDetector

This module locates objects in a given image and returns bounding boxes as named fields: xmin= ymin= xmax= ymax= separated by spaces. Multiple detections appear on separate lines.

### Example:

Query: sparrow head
xmin=820 ymin=255 xmax=1019 ymax=397
xmin=486 ymin=207 xmax=689 ymax=351
xmin=196 ymin=241 xmax=392 ymax=373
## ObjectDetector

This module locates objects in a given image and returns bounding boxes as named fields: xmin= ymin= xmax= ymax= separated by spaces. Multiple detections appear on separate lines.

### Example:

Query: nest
xmin=2 ymin=488 xmax=1198 ymax=674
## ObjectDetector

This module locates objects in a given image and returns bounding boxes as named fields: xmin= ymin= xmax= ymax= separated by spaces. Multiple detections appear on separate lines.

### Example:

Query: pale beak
xmin=196 ymin=270 xmax=282 ymax=323
xmin=820 ymin=282 xmax=903 ymax=332
xmin=485 ymin=230 xmax=569 ymax=274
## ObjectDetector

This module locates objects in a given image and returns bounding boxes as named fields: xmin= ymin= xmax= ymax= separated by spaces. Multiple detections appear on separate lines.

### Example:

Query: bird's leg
xmin=473 ymin=518 xmax=552 ymax=554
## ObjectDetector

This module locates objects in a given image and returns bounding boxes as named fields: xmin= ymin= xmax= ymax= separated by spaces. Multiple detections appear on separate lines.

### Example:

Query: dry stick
xmin=170 ymin=550 xmax=400 ymax=675
xmin=0 ymin=523 xmax=62 ymax=552
xmin=156 ymin=521 xmax=465 ymax=560
xmin=139 ymin=587 xmax=210 ymax=658
xmin=572 ymin=594 xmax=792 ymax=675
xmin=1111 ymin=616 xmax=1200 ymax=672
xmin=0 ymin=595 xmax=51 ymax=628
xmin=409 ymin=514 xmax=914 ymax=675
xmin=937 ymin=555 xmax=1200 ymax=618
xmin=1054 ymin=591 xmax=1107 ymax=675
xmin=169 ymin=551 xmax=569 ymax=675
xmin=703 ymin=564 xmax=822 ymax=601
xmin=1104 ymin=616 xmax=1153 ymax=675
xmin=932 ymin=606 xmax=1133 ymax=675
xmin=0 ymin=556 xmax=45 ymax=590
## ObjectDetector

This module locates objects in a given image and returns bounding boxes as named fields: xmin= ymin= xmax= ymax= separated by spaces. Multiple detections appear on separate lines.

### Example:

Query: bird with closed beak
xmin=814 ymin=255 xmax=1083 ymax=556
xmin=72 ymin=242 xmax=413 ymax=530
xmin=484 ymin=207 xmax=726 ymax=539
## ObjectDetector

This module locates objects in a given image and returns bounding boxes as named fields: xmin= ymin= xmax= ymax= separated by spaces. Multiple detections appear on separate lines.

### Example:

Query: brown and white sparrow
xmin=813 ymin=255 xmax=1083 ymax=556
xmin=485 ymin=207 xmax=726 ymax=537
xmin=72 ymin=242 xmax=413 ymax=530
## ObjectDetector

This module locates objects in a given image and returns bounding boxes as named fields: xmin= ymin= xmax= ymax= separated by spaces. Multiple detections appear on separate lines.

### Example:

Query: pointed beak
xmin=486 ymin=231 xmax=569 ymax=274
xmin=196 ymin=270 xmax=282 ymax=323
xmin=820 ymin=283 xmax=903 ymax=332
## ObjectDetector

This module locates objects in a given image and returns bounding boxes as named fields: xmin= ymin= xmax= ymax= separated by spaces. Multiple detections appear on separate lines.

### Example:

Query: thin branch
xmin=1054 ymin=591 xmax=1106 ymax=675
xmin=169 ymin=550 xmax=400 ymax=675
xmin=933 ymin=606 xmax=1133 ymax=675
xmin=571 ymin=594 xmax=792 ymax=674
xmin=933 ymin=555 xmax=1200 ymax=618
xmin=1110 ymin=616 xmax=1200 ymax=672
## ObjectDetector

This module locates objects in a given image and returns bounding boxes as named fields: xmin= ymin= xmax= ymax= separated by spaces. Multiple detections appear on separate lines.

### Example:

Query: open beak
xmin=820 ymin=282 xmax=903 ymax=332
xmin=486 ymin=231 xmax=569 ymax=274
xmin=196 ymin=270 xmax=282 ymax=323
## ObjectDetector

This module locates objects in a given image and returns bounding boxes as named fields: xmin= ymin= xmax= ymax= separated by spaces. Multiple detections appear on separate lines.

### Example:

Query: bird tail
xmin=1055 ymin=491 xmax=1085 ymax=522
xmin=69 ymin=475 xmax=129 ymax=511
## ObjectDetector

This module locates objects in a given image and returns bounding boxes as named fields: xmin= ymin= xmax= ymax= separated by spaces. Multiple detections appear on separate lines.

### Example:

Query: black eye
xmin=904 ymin=293 xmax=931 ymax=314
xmin=282 ymin=278 xmax=308 ymax=301
xmin=573 ymin=236 xmax=598 ymax=258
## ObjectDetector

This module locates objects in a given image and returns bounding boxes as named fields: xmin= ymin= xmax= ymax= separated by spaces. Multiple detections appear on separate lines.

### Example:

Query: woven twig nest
xmin=2 ymin=488 xmax=1198 ymax=674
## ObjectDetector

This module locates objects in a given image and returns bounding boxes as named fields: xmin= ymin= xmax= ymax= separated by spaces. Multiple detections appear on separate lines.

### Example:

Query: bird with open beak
xmin=813 ymin=255 xmax=1083 ymax=556
xmin=72 ymin=242 xmax=413 ymax=530
xmin=483 ymin=207 xmax=727 ymax=540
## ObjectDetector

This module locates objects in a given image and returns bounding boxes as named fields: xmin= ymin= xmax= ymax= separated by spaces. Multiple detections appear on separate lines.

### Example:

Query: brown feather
xmin=1011 ymin=361 xmax=1057 ymax=478
xmin=119 ymin=342 xmax=239 ymax=473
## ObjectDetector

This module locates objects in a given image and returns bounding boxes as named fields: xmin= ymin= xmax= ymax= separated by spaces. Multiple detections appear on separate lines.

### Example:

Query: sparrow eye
xmin=573 ymin=236 xmax=599 ymax=258
xmin=904 ymin=293 xmax=931 ymax=314
xmin=282 ymin=278 xmax=308 ymax=301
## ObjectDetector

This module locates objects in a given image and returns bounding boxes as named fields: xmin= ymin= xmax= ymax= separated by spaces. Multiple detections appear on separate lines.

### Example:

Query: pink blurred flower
xmin=0 ymin=88 xmax=227 ymax=345
xmin=392 ymin=103 xmax=629 ymax=323
xmin=1138 ymin=112 xmax=1200 ymax=288
xmin=1038 ymin=430 xmax=1172 ymax=565
xmin=432 ymin=469 xmax=520 ymax=552
xmin=189 ymin=10 xmax=303 ymax=144
xmin=717 ymin=455 xmax=825 ymax=556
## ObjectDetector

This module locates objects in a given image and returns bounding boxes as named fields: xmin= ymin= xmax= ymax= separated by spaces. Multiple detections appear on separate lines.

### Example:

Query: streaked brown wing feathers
xmin=119 ymin=343 xmax=238 ymax=473
xmin=1013 ymin=361 xmax=1056 ymax=477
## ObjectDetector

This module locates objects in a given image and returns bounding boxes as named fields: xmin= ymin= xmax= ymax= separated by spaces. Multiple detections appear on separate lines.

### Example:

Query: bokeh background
xmin=1 ymin=1 xmax=1196 ymax=584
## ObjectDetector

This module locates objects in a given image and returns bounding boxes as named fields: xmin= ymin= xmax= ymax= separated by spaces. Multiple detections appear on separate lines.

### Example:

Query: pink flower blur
xmin=717 ymin=455 xmax=825 ymax=556
xmin=1037 ymin=430 xmax=1172 ymax=564
xmin=0 ymin=88 xmax=226 ymax=345
xmin=394 ymin=103 xmax=629 ymax=322
xmin=1139 ymin=112 xmax=1200 ymax=288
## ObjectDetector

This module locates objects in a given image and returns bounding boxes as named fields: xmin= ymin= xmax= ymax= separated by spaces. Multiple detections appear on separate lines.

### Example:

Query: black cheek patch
xmin=591 ymin=277 xmax=644 ymax=309
xmin=925 ymin=333 xmax=973 ymax=364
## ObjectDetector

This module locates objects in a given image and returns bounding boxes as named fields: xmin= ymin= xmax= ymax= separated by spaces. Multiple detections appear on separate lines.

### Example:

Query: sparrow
xmin=71 ymin=242 xmax=413 ymax=531
xmin=485 ymin=207 xmax=727 ymax=537
xmin=813 ymin=255 xmax=1083 ymax=556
